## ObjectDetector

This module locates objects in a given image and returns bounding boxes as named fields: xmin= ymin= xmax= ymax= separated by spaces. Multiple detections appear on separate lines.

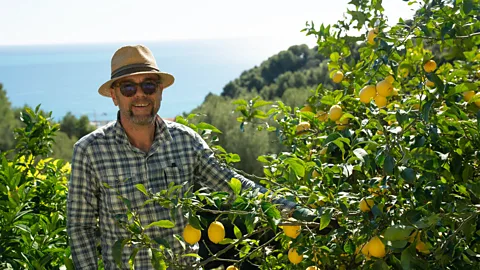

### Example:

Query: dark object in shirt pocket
xmin=162 ymin=163 xmax=192 ymax=191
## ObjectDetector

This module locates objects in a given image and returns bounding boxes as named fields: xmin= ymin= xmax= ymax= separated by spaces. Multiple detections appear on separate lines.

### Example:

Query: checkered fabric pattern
xmin=67 ymin=115 xmax=296 ymax=269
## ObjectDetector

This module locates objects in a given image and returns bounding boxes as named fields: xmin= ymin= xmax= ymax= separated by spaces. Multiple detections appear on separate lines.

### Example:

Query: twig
xmin=195 ymin=226 xmax=271 ymax=267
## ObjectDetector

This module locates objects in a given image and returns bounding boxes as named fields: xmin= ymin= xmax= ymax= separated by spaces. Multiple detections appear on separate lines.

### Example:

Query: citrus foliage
xmin=114 ymin=0 xmax=480 ymax=269
xmin=0 ymin=106 xmax=72 ymax=269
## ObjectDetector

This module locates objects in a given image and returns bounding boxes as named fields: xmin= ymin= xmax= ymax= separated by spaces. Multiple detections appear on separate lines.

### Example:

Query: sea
xmin=0 ymin=37 xmax=304 ymax=123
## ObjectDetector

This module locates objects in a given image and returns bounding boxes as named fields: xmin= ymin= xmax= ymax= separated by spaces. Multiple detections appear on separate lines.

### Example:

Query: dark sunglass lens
xmin=141 ymin=81 xmax=157 ymax=95
xmin=119 ymin=83 xmax=137 ymax=97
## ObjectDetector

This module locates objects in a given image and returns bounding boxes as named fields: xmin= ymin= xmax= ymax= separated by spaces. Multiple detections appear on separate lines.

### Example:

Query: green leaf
xmin=401 ymin=168 xmax=416 ymax=184
xmin=373 ymin=259 xmax=390 ymax=270
xmin=320 ymin=95 xmax=336 ymax=106
xmin=319 ymin=210 xmax=331 ymax=231
xmin=113 ymin=238 xmax=129 ymax=268
xmin=252 ymin=99 xmax=273 ymax=108
xmin=285 ymin=157 xmax=305 ymax=177
xmin=353 ymin=148 xmax=368 ymax=162
xmin=151 ymin=249 xmax=167 ymax=270
xmin=344 ymin=239 xmax=355 ymax=254
xmin=384 ymin=155 xmax=395 ymax=175
xmin=232 ymin=99 xmax=248 ymax=106
xmin=234 ymin=225 xmax=243 ymax=239
xmin=463 ymin=0 xmax=473 ymax=14
xmin=188 ymin=214 xmax=202 ymax=230
xmin=219 ymin=238 xmax=235 ymax=244
xmin=226 ymin=153 xmax=241 ymax=164
xmin=229 ymin=177 xmax=242 ymax=195
xmin=330 ymin=52 xmax=340 ymax=62
xmin=384 ymin=225 xmax=414 ymax=241
xmin=421 ymin=99 xmax=434 ymax=122
xmin=135 ymin=184 xmax=148 ymax=196
xmin=401 ymin=245 xmax=415 ymax=270
xmin=196 ymin=122 xmax=222 ymax=133
xmin=181 ymin=253 xmax=203 ymax=258
xmin=145 ymin=220 xmax=175 ymax=229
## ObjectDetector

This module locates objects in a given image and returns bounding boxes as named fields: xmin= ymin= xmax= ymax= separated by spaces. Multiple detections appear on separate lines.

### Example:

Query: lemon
xmin=306 ymin=266 xmax=319 ymax=270
xmin=359 ymin=85 xmax=377 ymax=103
xmin=425 ymin=79 xmax=435 ymax=88
xmin=300 ymin=105 xmax=313 ymax=112
xmin=361 ymin=242 xmax=370 ymax=257
xmin=332 ymin=71 xmax=344 ymax=83
xmin=367 ymin=29 xmax=378 ymax=45
xmin=208 ymin=221 xmax=225 ymax=244
xmin=423 ymin=59 xmax=437 ymax=73
xmin=359 ymin=199 xmax=374 ymax=212
xmin=226 ymin=266 xmax=239 ymax=270
xmin=376 ymin=80 xmax=393 ymax=97
xmin=183 ymin=224 xmax=202 ymax=245
xmin=367 ymin=236 xmax=386 ymax=258
xmin=283 ymin=224 xmax=301 ymax=239
xmin=399 ymin=68 xmax=409 ymax=78
xmin=296 ymin=122 xmax=311 ymax=134
xmin=316 ymin=111 xmax=328 ymax=122
xmin=385 ymin=75 xmax=395 ymax=84
xmin=288 ymin=248 xmax=303 ymax=264
xmin=336 ymin=117 xmax=349 ymax=131
xmin=474 ymin=93 xmax=480 ymax=107
xmin=463 ymin=91 xmax=476 ymax=102
xmin=329 ymin=105 xmax=343 ymax=121
xmin=374 ymin=95 xmax=388 ymax=108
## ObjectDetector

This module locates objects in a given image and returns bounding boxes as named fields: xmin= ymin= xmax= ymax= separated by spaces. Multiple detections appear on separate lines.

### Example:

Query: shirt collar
xmin=113 ymin=111 xmax=173 ymax=150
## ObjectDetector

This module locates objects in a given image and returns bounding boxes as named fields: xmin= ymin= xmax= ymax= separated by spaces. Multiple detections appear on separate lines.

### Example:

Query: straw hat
xmin=98 ymin=45 xmax=175 ymax=97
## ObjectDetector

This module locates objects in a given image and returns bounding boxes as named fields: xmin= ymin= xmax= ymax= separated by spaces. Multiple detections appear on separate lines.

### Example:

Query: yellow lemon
xmin=359 ymin=85 xmax=377 ymax=104
xmin=385 ymin=75 xmax=395 ymax=84
xmin=374 ymin=95 xmax=388 ymax=108
xmin=226 ymin=266 xmax=239 ymax=270
xmin=367 ymin=236 xmax=386 ymax=258
xmin=367 ymin=29 xmax=378 ymax=45
xmin=283 ymin=224 xmax=301 ymax=239
xmin=288 ymin=248 xmax=303 ymax=264
xmin=336 ymin=117 xmax=349 ymax=131
xmin=425 ymin=79 xmax=435 ymax=88
xmin=423 ymin=59 xmax=437 ymax=73
xmin=474 ymin=93 xmax=480 ymax=107
xmin=399 ymin=68 xmax=409 ymax=78
xmin=316 ymin=111 xmax=328 ymax=122
xmin=306 ymin=266 xmax=319 ymax=270
xmin=376 ymin=80 xmax=393 ymax=97
xmin=463 ymin=91 xmax=476 ymax=102
xmin=183 ymin=224 xmax=202 ymax=245
xmin=208 ymin=221 xmax=225 ymax=244
xmin=332 ymin=71 xmax=344 ymax=83
xmin=329 ymin=105 xmax=343 ymax=121
xmin=359 ymin=199 xmax=374 ymax=212
xmin=361 ymin=242 xmax=370 ymax=257
xmin=300 ymin=105 xmax=313 ymax=112
xmin=296 ymin=122 xmax=311 ymax=133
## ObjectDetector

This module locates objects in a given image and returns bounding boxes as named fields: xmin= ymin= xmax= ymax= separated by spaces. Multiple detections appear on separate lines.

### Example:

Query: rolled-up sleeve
xmin=67 ymin=143 xmax=99 ymax=269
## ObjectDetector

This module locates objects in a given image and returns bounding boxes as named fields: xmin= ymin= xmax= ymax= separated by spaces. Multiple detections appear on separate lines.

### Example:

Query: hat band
xmin=111 ymin=64 xmax=160 ymax=79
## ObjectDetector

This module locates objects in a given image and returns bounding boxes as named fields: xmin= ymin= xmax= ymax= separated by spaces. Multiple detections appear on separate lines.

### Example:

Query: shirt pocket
xmin=162 ymin=163 xmax=193 ymax=195
xmin=102 ymin=173 xmax=146 ymax=215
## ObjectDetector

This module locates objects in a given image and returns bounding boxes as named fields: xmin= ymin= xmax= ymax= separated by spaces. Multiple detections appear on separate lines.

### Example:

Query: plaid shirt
xmin=67 ymin=115 xmax=295 ymax=269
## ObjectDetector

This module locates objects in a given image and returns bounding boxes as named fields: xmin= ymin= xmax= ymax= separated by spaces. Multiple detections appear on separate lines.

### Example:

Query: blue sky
xmin=0 ymin=0 xmax=416 ymax=47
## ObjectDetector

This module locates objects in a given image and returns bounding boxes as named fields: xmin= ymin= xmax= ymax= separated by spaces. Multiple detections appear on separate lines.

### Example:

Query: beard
xmin=121 ymin=100 xmax=161 ymax=126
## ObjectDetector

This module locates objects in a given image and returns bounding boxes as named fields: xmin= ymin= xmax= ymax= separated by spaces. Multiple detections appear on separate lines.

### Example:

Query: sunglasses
xmin=114 ymin=80 xmax=161 ymax=97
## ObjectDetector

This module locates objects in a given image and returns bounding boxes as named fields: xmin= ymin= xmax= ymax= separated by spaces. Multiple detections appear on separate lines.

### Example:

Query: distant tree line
xmin=0 ymin=83 xmax=96 ymax=161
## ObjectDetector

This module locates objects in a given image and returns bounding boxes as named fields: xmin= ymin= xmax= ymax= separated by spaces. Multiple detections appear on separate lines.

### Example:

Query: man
xmin=67 ymin=45 xmax=314 ymax=269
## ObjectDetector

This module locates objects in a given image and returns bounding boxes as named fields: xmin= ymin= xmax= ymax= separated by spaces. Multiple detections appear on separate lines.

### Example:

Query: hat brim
xmin=98 ymin=71 xmax=175 ymax=97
